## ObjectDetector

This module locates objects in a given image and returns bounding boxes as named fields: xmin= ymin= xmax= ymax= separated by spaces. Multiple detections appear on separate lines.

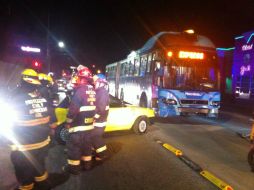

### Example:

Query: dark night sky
xmin=1 ymin=0 xmax=254 ymax=69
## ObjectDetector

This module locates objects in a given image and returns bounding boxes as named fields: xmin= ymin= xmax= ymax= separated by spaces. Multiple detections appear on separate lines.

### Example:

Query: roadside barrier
xmin=155 ymin=139 xmax=233 ymax=190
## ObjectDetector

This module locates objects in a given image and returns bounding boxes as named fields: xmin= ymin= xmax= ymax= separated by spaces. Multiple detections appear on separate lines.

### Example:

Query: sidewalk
xmin=220 ymin=95 xmax=254 ymax=119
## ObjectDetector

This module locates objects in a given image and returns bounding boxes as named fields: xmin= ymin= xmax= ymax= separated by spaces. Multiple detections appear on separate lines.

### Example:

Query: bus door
xmin=152 ymin=60 xmax=165 ymax=88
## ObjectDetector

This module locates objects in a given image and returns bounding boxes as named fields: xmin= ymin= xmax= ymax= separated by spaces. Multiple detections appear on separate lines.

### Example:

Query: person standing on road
xmin=8 ymin=69 xmax=54 ymax=190
xmin=63 ymin=66 xmax=96 ymax=175
xmin=92 ymin=73 xmax=110 ymax=163
xmin=248 ymin=122 xmax=254 ymax=172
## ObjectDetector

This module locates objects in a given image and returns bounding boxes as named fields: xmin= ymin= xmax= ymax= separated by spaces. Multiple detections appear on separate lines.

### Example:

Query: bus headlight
xmin=211 ymin=101 xmax=220 ymax=107
xmin=162 ymin=98 xmax=177 ymax=105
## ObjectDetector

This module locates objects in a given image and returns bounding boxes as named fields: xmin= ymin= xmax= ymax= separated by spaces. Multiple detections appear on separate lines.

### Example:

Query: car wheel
xmin=55 ymin=123 xmax=70 ymax=145
xmin=133 ymin=117 xmax=148 ymax=135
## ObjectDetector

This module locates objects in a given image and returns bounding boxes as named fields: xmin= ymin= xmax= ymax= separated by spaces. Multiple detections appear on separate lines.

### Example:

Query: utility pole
xmin=46 ymin=9 xmax=51 ymax=73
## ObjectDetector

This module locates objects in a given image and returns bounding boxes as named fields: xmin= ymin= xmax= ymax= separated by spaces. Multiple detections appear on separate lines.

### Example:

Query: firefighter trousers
xmin=66 ymin=131 xmax=93 ymax=171
xmin=10 ymin=146 xmax=49 ymax=189
xmin=92 ymin=126 xmax=107 ymax=159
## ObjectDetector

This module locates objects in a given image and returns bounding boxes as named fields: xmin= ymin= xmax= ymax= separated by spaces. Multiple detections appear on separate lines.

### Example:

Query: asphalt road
xmin=0 ymin=111 xmax=253 ymax=190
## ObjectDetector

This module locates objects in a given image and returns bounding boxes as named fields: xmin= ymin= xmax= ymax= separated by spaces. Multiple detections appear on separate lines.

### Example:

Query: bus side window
xmin=129 ymin=61 xmax=134 ymax=76
xmin=134 ymin=58 xmax=140 ymax=76
xmin=120 ymin=63 xmax=125 ymax=76
xmin=147 ymin=54 xmax=152 ymax=73
xmin=125 ymin=62 xmax=130 ymax=76
xmin=140 ymin=56 xmax=147 ymax=77
xmin=111 ymin=66 xmax=115 ymax=77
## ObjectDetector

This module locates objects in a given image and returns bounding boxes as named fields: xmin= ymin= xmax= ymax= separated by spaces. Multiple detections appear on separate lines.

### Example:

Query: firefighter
xmin=38 ymin=73 xmax=58 ymax=141
xmin=38 ymin=73 xmax=57 ymax=104
xmin=92 ymin=73 xmax=110 ymax=162
xmin=63 ymin=66 xmax=96 ymax=175
xmin=9 ymin=69 xmax=54 ymax=190
xmin=248 ymin=122 xmax=254 ymax=172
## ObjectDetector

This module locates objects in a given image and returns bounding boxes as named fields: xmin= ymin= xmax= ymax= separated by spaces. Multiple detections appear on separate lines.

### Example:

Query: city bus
xmin=106 ymin=30 xmax=220 ymax=117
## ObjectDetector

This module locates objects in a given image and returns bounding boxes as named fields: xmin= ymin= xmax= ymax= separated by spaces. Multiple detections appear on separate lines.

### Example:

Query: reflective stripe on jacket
xmin=10 ymin=88 xmax=51 ymax=145
xmin=10 ymin=137 xmax=50 ymax=151
xmin=94 ymin=87 xmax=109 ymax=127
xmin=67 ymin=84 xmax=96 ymax=130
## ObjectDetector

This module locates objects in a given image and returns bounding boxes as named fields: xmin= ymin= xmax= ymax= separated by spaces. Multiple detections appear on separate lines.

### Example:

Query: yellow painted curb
xmin=200 ymin=170 xmax=233 ymax=190
xmin=162 ymin=143 xmax=183 ymax=156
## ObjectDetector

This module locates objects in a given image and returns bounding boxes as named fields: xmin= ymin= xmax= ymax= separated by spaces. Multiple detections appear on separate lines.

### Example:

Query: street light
xmin=47 ymin=40 xmax=66 ymax=72
xmin=58 ymin=41 xmax=65 ymax=48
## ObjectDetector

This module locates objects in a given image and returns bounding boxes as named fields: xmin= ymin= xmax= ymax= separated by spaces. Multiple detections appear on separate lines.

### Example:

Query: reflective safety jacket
xmin=10 ymin=88 xmax=52 ymax=151
xmin=94 ymin=86 xmax=109 ymax=127
xmin=251 ymin=123 xmax=254 ymax=142
xmin=66 ymin=84 xmax=96 ymax=133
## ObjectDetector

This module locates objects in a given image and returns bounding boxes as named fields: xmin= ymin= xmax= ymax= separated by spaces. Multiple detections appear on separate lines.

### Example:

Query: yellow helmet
xmin=47 ymin=75 xmax=53 ymax=85
xmin=21 ymin=69 xmax=41 ymax=85
xmin=38 ymin=73 xmax=54 ymax=85
xmin=38 ymin=73 xmax=48 ymax=81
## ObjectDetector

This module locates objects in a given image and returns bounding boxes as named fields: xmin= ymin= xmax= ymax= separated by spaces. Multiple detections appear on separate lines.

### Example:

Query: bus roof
xmin=137 ymin=31 xmax=216 ymax=54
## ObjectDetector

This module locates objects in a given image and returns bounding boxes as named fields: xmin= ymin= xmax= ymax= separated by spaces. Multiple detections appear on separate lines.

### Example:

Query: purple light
xmin=21 ymin=46 xmax=41 ymax=53
xmin=240 ymin=65 xmax=251 ymax=76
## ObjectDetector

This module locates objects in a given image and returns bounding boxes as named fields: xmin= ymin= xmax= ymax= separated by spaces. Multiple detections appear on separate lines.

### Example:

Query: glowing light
xmin=97 ymin=70 xmax=101 ymax=74
xmin=178 ymin=51 xmax=204 ymax=59
xmin=216 ymin=47 xmax=235 ymax=51
xmin=242 ymin=44 xmax=253 ymax=51
xmin=247 ymin=33 xmax=254 ymax=43
xmin=129 ymin=51 xmax=137 ymax=57
xmin=32 ymin=60 xmax=41 ymax=68
xmin=240 ymin=65 xmax=251 ymax=76
xmin=21 ymin=46 xmax=41 ymax=53
xmin=235 ymin=36 xmax=244 ymax=40
xmin=184 ymin=29 xmax=194 ymax=34
xmin=0 ymin=100 xmax=18 ymax=141
xmin=167 ymin=51 xmax=173 ymax=57
xmin=234 ymin=33 xmax=254 ymax=43
xmin=58 ymin=41 xmax=65 ymax=48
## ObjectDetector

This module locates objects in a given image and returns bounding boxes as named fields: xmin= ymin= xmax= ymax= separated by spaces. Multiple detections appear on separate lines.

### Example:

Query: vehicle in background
xmin=54 ymin=95 xmax=155 ymax=144
xmin=106 ymin=30 xmax=220 ymax=117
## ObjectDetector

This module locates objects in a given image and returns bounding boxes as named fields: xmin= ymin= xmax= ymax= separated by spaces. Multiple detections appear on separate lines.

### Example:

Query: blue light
xmin=234 ymin=32 xmax=254 ymax=43
xmin=247 ymin=33 xmax=254 ymax=43
xmin=235 ymin=36 xmax=244 ymax=40
xmin=216 ymin=47 xmax=235 ymax=51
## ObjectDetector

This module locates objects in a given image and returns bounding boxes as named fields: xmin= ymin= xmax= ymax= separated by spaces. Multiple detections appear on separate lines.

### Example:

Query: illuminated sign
xmin=185 ymin=92 xmax=202 ymax=96
xmin=240 ymin=65 xmax=251 ymax=76
xmin=21 ymin=46 xmax=41 ymax=53
xmin=242 ymin=44 xmax=253 ymax=51
xmin=178 ymin=51 xmax=204 ymax=59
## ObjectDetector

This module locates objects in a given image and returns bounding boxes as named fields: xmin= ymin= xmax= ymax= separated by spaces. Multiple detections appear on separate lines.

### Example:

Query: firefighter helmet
xmin=38 ymin=73 xmax=54 ymax=85
xmin=21 ymin=69 xmax=41 ymax=85
xmin=96 ymin=73 xmax=106 ymax=80
xmin=77 ymin=66 xmax=92 ymax=78
xmin=38 ymin=73 xmax=48 ymax=81
xmin=93 ymin=73 xmax=107 ymax=83
xmin=93 ymin=73 xmax=108 ymax=89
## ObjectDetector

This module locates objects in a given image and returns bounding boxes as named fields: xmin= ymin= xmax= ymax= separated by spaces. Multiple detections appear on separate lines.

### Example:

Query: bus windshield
xmin=161 ymin=64 xmax=219 ymax=91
